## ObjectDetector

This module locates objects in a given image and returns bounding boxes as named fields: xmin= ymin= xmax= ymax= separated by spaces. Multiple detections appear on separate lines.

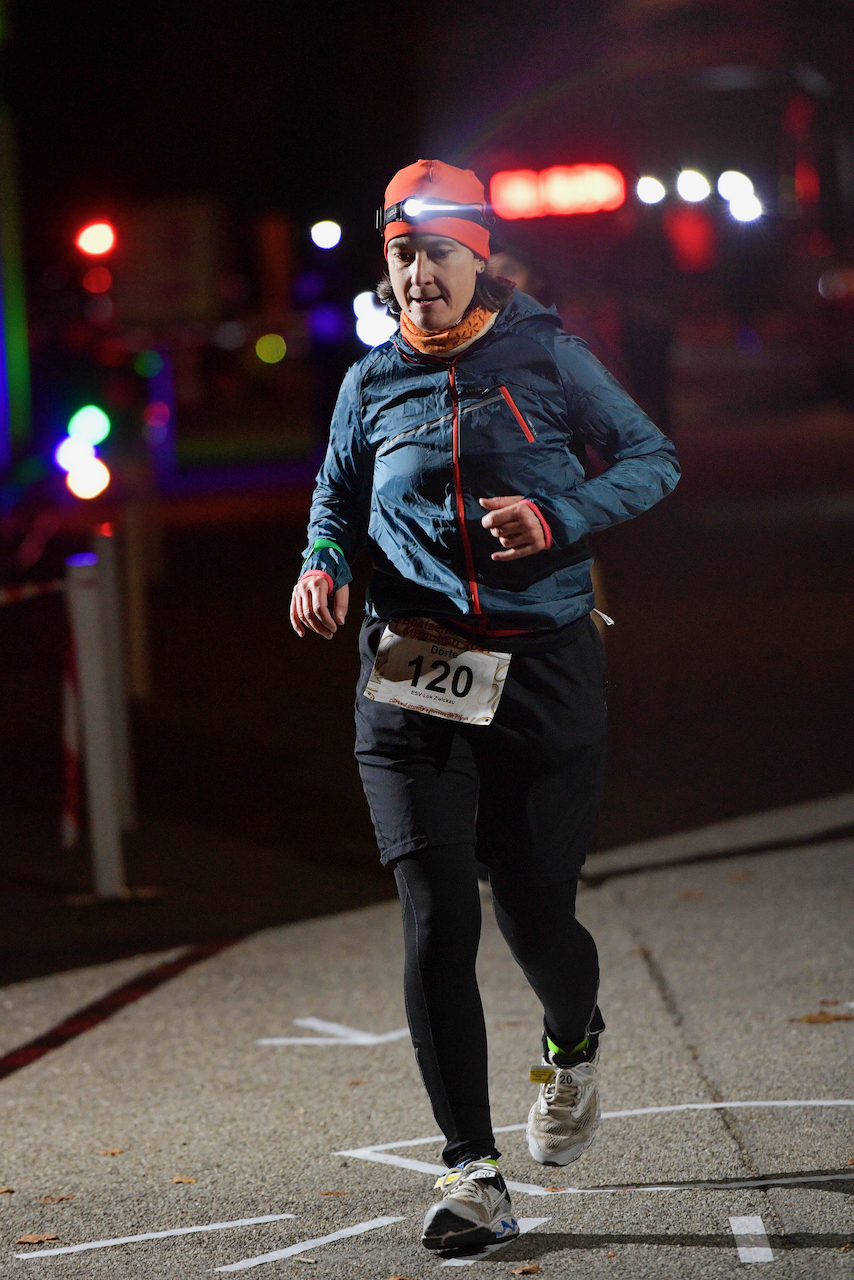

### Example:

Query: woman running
xmin=291 ymin=159 xmax=680 ymax=1253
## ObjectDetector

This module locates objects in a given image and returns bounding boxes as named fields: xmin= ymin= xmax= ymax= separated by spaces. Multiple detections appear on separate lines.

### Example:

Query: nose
xmin=409 ymin=251 xmax=434 ymax=288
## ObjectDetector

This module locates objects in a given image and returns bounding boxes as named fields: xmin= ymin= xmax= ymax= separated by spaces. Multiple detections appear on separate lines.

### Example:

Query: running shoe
xmin=421 ymin=1159 xmax=519 ymax=1251
xmin=526 ymin=1051 xmax=600 ymax=1166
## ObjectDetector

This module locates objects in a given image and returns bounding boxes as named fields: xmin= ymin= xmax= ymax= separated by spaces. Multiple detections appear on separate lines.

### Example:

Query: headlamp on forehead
xmin=376 ymin=196 xmax=493 ymax=233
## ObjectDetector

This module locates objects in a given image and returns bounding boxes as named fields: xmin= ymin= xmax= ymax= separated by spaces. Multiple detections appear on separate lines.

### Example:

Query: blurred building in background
xmin=0 ymin=0 xmax=852 ymax=548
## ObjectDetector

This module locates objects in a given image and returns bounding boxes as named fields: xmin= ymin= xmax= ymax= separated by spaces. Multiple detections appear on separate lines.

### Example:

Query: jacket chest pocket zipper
xmin=498 ymin=386 xmax=536 ymax=443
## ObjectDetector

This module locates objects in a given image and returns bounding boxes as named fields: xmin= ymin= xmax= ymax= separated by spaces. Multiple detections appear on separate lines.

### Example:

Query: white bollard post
xmin=65 ymin=553 xmax=127 ymax=898
xmin=92 ymin=525 xmax=136 ymax=830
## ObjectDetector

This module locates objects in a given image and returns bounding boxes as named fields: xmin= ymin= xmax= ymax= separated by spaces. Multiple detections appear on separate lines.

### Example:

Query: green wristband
xmin=310 ymin=538 xmax=345 ymax=556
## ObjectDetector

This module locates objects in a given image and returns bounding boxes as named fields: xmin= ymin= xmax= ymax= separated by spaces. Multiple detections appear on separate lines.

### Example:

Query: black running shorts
xmin=354 ymin=614 xmax=608 ymax=885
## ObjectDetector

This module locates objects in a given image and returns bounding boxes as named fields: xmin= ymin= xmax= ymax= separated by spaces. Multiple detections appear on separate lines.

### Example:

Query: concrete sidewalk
xmin=1 ymin=803 xmax=852 ymax=1276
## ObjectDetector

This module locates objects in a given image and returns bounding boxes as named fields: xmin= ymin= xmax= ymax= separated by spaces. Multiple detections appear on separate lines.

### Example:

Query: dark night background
xmin=0 ymin=0 xmax=852 ymax=982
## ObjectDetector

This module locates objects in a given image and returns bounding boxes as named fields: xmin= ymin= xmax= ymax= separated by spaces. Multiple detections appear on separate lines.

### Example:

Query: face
xmin=387 ymin=233 xmax=484 ymax=331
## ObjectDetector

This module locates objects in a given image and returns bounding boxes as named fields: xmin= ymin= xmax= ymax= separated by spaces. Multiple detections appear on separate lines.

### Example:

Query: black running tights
xmin=393 ymin=842 xmax=602 ymax=1167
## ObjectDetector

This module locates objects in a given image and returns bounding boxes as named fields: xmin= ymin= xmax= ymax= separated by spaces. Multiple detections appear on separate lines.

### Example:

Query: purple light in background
xmin=66 ymin=552 xmax=98 ymax=567
xmin=735 ymin=326 xmax=762 ymax=354
xmin=308 ymin=303 xmax=349 ymax=344
xmin=145 ymin=349 xmax=177 ymax=473
xmin=293 ymin=272 xmax=325 ymax=305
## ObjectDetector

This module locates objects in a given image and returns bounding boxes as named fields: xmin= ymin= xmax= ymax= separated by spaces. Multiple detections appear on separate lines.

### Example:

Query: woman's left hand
xmin=479 ymin=496 xmax=548 ymax=561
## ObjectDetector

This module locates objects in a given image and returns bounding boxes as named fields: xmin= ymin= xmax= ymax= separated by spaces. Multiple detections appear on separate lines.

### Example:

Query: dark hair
xmin=376 ymin=268 xmax=516 ymax=317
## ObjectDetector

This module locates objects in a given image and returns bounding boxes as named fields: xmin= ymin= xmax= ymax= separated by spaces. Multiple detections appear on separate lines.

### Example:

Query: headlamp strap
xmin=376 ymin=197 xmax=491 ymax=234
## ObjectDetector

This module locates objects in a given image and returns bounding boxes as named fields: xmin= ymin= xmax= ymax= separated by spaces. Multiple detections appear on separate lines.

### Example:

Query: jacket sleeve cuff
xmin=521 ymin=499 xmax=553 ymax=550
xmin=299 ymin=544 xmax=353 ymax=591
xmin=299 ymin=570 xmax=335 ymax=596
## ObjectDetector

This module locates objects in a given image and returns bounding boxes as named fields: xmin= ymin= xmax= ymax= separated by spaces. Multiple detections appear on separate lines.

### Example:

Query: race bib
xmin=364 ymin=618 xmax=511 ymax=725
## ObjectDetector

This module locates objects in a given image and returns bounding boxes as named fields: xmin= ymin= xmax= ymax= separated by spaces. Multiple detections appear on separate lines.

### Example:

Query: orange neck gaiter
xmin=400 ymin=305 xmax=496 ymax=356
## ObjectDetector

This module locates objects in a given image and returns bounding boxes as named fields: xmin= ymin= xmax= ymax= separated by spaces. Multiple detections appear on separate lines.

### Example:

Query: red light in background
xmin=82 ymin=266 xmax=112 ymax=294
xmin=783 ymin=94 xmax=815 ymax=140
xmin=540 ymin=164 xmax=625 ymax=214
xmin=663 ymin=207 xmax=717 ymax=272
xmin=490 ymin=170 xmax=543 ymax=219
xmin=491 ymin=165 xmax=625 ymax=219
xmin=144 ymin=401 xmax=171 ymax=428
xmin=794 ymin=160 xmax=820 ymax=204
xmin=75 ymin=222 xmax=116 ymax=255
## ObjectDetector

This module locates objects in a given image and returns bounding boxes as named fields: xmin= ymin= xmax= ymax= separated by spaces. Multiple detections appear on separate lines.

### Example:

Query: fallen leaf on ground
xmin=294 ymin=1259 xmax=317 ymax=1265
xmin=545 ymin=1185 xmax=565 ymax=1192
xmin=171 ymin=1176 xmax=197 ymax=1184
xmin=789 ymin=1011 xmax=854 ymax=1024
xmin=847 ymin=1157 xmax=854 ymax=1166
xmin=346 ymin=1080 xmax=363 ymax=1086
xmin=98 ymin=1148 xmax=122 ymax=1156
xmin=678 ymin=890 xmax=703 ymax=901
xmin=607 ymin=1251 xmax=617 ymax=1257
xmin=16 ymin=1234 xmax=59 ymax=1245
xmin=40 ymin=1195 xmax=74 ymax=1203
xmin=0 ymin=1187 xmax=13 ymax=1194
xmin=820 ymin=1000 xmax=840 ymax=1006
xmin=319 ymin=1190 xmax=347 ymax=1196
xmin=512 ymin=1266 xmax=541 ymax=1276
xmin=838 ymin=1242 xmax=853 ymax=1252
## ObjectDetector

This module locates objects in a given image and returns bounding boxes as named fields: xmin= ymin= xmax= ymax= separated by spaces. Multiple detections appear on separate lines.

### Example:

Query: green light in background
xmin=255 ymin=333 xmax=287 ymax=364
xmin=68 ymin=404 xmax=111 ymax=445
xmin=0 ymin=103 xmax=31 ymax=461
xmin=133 ymin=350 xmax=164 ymax=378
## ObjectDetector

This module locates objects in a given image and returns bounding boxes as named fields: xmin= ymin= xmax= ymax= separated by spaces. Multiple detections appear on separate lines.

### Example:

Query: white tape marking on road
xmin=585 ymin=792 xmax=854 ymax=875
xmin=214 ymin=1216 xmax=405 ymax=1272
xmin=729 ymin=1215 xmax=774 ymax=1263
xmin=14 ymin=1213 xmax=297 ymax=1259
xmin=440 ymin=1218 xmax=550 ymax=1266
xmin=257 ymin=1017 xmax=409 ymax=1046
xmin=337 ymin=1100 xmax=854 ymax=1199
xmin=599 ymin=1098 xmax=854 ymax=1121
xmin=343 ymin=1099 xmax=854 ymax=1153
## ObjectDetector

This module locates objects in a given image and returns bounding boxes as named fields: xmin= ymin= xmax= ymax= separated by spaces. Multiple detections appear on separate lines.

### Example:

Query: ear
xmin=475 ymin=259 xmax=485 ymax=274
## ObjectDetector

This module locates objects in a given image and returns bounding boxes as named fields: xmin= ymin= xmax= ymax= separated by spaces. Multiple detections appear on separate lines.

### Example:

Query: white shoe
xmin=421 ymin=1159 xmax=519 ymax=1251
xmin=526 ymin=1051 xmax=601 ymax=1166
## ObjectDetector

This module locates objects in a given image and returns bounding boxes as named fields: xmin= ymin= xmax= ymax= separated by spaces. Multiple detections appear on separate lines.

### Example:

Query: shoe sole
xmin=527 ymin=1114 xmax=601 ymax=1167
xmin=421 ymin=1207 xmax=519 ymax=1251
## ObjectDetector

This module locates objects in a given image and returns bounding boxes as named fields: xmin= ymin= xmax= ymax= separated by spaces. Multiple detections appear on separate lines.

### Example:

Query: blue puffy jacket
xmin=301 ymin=291 xmax=680 ymax=631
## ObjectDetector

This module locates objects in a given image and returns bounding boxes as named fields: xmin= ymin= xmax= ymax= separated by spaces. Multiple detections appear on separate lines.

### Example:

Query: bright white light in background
xmin=66 ymin=457 xmax=111 ymax=499
xmin=67 ymin=404 xmax=111 ymax=445
xmin=717 ymin=170 xmax=754 ymax=201
xmin=636 ymin=176 xmax=666 ymax=204
xmin=676 ymin=170 xmax=711 ymax=201
xmin=353 ymin=291 xmax=396 ymax=347
xmin=729 ymin=194 xmax=763 ymax=222
xmin=310 ymin=220 xmax=341 ymax=249
xmin=54 ymin=436 xmax=95 ymax=473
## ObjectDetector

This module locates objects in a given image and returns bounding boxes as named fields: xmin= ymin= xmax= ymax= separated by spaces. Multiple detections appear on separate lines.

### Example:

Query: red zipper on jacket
xmin=499 ymin=385 xmax=536 ymax=443
xmin=449 ymin=363 xmax=482 ymax=616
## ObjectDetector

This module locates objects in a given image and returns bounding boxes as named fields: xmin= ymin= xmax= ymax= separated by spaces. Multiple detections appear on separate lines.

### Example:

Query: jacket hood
xmin=494 ymin=289 xmax=563 ymax=335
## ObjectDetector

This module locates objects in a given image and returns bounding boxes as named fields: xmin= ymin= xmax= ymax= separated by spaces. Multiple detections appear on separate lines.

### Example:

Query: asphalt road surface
xmin=1 ymin=798 xmax=852 ymax=1276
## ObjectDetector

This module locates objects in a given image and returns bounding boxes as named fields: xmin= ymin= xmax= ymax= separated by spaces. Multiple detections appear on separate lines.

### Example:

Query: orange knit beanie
xmin=381 ymin=159 xmax=490 ymax=261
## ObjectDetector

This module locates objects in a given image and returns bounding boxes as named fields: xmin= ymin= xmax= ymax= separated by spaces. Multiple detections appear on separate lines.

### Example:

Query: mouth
xmin=410 ymin=296 xmax=443 ymax=308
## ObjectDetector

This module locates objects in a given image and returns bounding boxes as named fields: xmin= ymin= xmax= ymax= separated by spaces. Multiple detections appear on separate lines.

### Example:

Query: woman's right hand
xmin=290 ymin=573 xmax=349 ymax=639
